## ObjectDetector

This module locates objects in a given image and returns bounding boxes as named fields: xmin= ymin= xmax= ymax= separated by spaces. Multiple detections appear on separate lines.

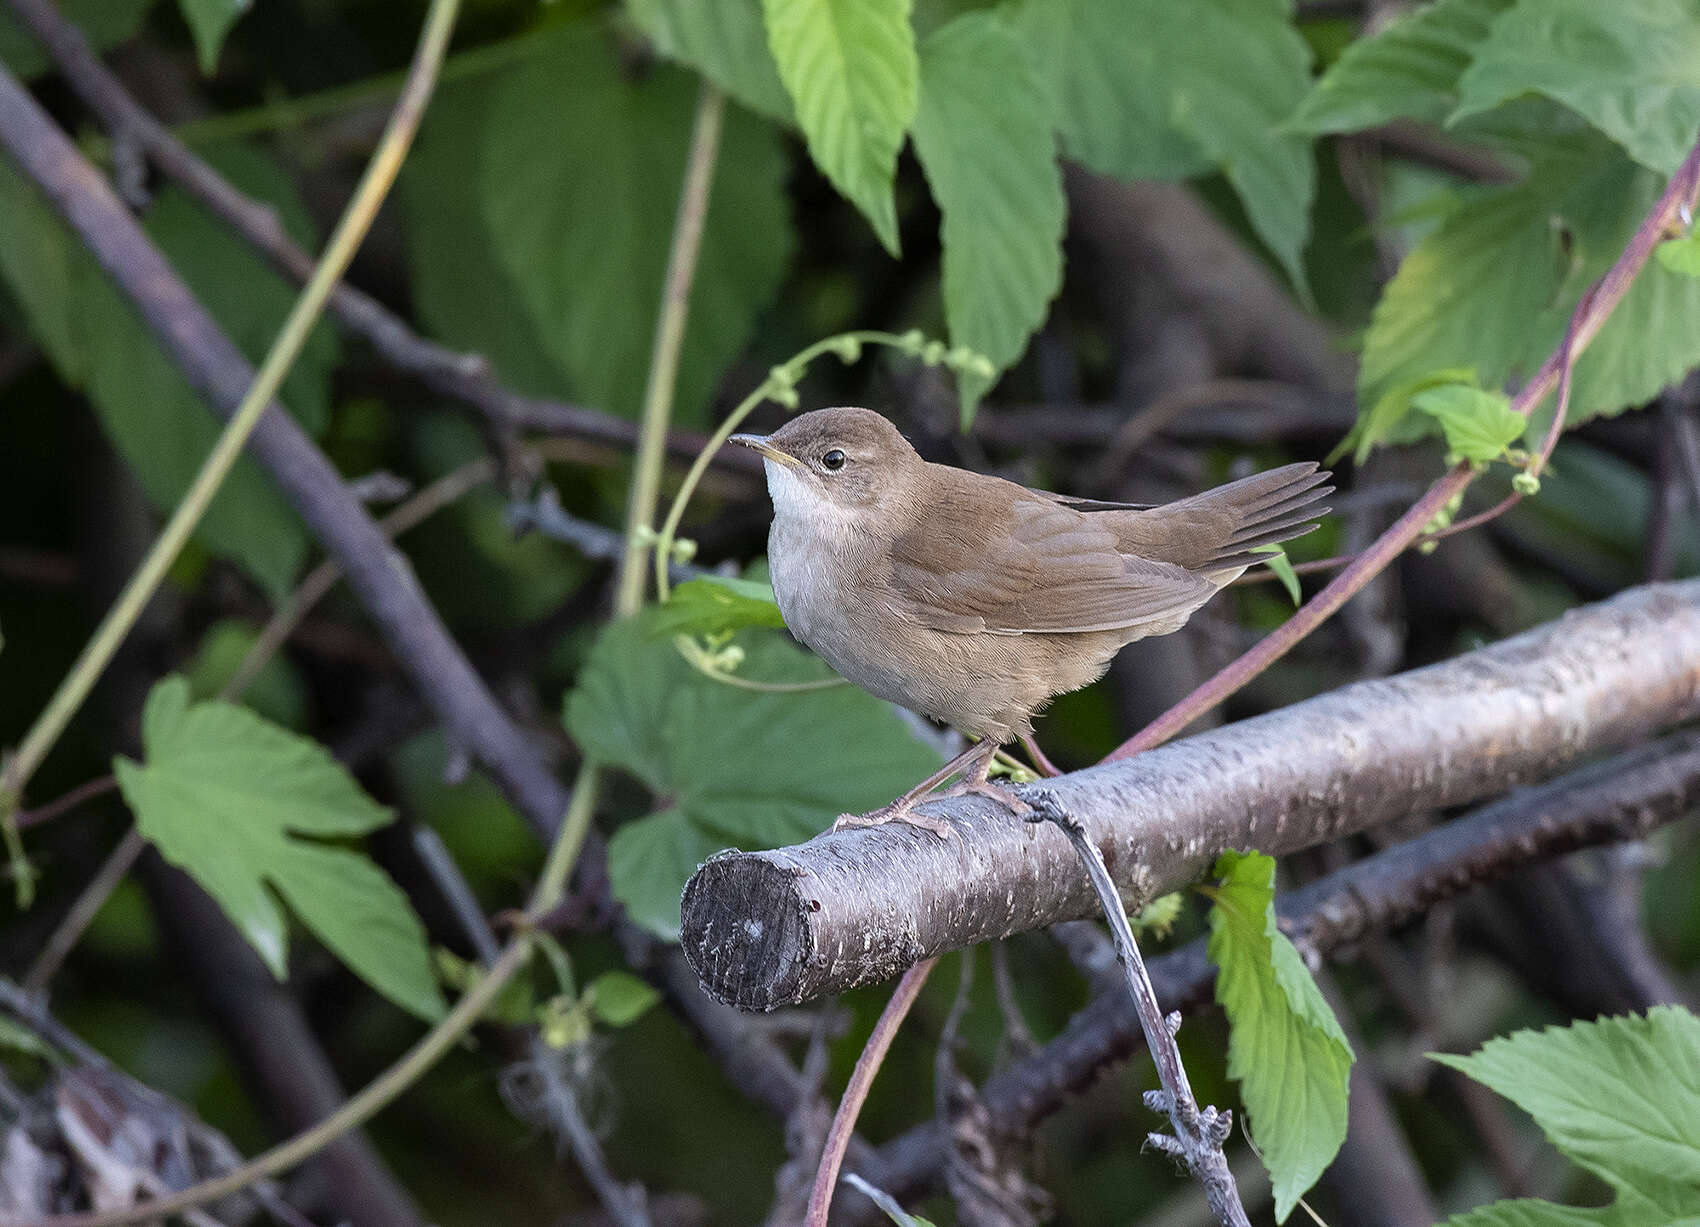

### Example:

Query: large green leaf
xmin=479 ymin=21 xmax=793 ymax=423
xmin=625 ymin=0 xmax=794 ymax=123
xmin=115 ymin=678 xmax=444 ymax=1021
xmin=1008 ymin=0 xmax=1314 ymax=291
xmin=1453 ymin=0 xmax=1700 ymax=176
xmin=0 ymin=0 xmax=154 ymax=80
xmin=1207 ymin=850 xmax=1354 ymax=1223
xmin=177 ymin=0 xmax=252 ymax=74
xmin=0 ymin=145 xmax=334 ymax=596
xmin=1358 ymin=139 xmax=1700 ymax=447
xmin=403 ymin=64 xmax=574 ymax=402
xmin=566 ymin=614 xmax=942 ymax=940
xmin=761 ymin=0 xmax=917 ymax=254
xmin=911 ymin=11 xmax=1064 ymax=420
xmin=1285 ymin=0 xmax=1512 ymax=135
xmin=1434 ymin=1006 xmax=1700 ymax=1222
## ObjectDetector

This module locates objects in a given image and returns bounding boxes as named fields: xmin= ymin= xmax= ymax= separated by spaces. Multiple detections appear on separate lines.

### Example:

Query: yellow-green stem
xmin=613 ymin=83 xmax=725 ymax=617
xmin=0 ymin=0 xmax=464 ymax=902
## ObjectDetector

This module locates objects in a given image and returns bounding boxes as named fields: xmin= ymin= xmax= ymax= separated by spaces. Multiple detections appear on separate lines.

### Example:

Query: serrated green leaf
xmin=1411 ymin=383 xmax=1523 ymax=462
xmin=649 ymin=576 xmax=787 ymax=638
xmin=567 ymin=615 xmax=942 ymax=940
xmin=1452 ymin=0 xmax=1700 ymax=176
xmin=1252 ymin=544 xmax=1301 ymax=606
xmin=0 ymin=144 xmax=334 ymax=596
xmin=1009 ymin=0 xmax=1314 ymax=291
xmin=587 ymin=970 xmax=662 ymax=1026
xmin=177 ymin=0 xmax=252 ymax=75
xmin=0 ymin=0 xmax=154 ymax=80
xmin=1434 ymin=1006 xmax=1700 ymax=1220
xmin=1331 ymin=366 xmax=1479 ymax=465
xmin=911 ymin=11 xmax=1064 ymax=421
xmin=1358 ymin=139 xmax=1700 ymax=452
xmin=761 ymin=0 xmax=917 ymax=253
xmin=478 ymin=21 xmax=793 ymax=423
xmin=1207 ymin=850 xmax=1353 ymax=1222
xmin=1285 ymin=0 xmax=1513 ymax=135
xmin=625 ymin=0 xmax=793 ymax=122
xmin=1656 ymin=233 xmax=1700 ymax=278
xmin=115 ymin=677 xmax=445 ymax=1021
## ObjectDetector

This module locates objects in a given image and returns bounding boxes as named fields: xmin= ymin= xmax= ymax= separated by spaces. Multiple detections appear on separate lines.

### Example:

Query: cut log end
xmin=681 ymin=851 xmax=814 ymax=1012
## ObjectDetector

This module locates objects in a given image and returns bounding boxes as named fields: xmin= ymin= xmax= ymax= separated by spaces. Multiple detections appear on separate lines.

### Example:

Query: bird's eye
xmin=821 ymin=449 xmax=847 ymax=471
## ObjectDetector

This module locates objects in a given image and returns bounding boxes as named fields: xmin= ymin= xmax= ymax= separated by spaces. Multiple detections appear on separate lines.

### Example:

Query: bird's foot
xmin=942 ymin=776 xmax=1033 ymax=817
xmin=833 ymin=800 xmax=954 ymax=839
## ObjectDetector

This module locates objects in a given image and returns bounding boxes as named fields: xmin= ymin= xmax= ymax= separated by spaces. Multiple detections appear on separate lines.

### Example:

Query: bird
xmin=730 ymin=407 xmax=1330 ymax=836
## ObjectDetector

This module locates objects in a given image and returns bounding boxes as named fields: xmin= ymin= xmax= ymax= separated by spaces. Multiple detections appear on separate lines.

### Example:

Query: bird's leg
xmin=833 ymin=737 xmax=1030 ymax=839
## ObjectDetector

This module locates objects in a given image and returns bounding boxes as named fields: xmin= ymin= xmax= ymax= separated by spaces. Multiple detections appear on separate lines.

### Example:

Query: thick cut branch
xmin=865 ymin=725 xmax=1700 ymax=1205
xmin=683 ymin=581 xmax=1700 ymax=1010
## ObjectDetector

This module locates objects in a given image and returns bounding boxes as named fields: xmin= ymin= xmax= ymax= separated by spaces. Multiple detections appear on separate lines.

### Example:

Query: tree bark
xmin=682 ymin=581 xmax=1700 ymax=1010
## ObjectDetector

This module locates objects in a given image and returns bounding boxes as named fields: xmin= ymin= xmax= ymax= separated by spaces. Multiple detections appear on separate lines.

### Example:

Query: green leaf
xmin=403 ymin=65 xmax=575 ymax=402
xmin=1410 ymin=383 xmax=1524 ymax=462
xmin=625 ymin=0 xmax=794 ymax=122
xmin=649 ymin=576 xmax=787 ymax=638
xmin=1285 ymin=0 xmax=1513 ymax=135
xmin=115 ymin=677 xmax=445 ymax=1021
xmin=1252 ymin=544 xmax=1301 ymax=606
xmin=1009 ymin=0 xmax=1314 ymax=291
xmin=176 ymin=0 xmax=252 ymax=75
xmin=1452 ymin=0 xmax=1700 ymax=176
xmin=911 ymin=11 xmax=1064 ymax=421
xmin=0 ymin=0 xmax=153 ymax=80
xmin=1207 ymin=850 xmax=1354 ymax=1222
xmin=1330 ymin=366 xmax=1479 ymax=464
xmin=761 ymin=0 xmax=917 ymax=254
xmin=587 ymin=970 xmax=662 ymax=1027
xmin=1434 ymin=1006 xmax=1700 ymax=1221
xmin=1656 ymin=233 xmax=1700 ymax=278
xmin=479 ymin=21 xmax=794 ymax=422
xmin=567 ymin=615 xmax=942 ymax=940
xmin=1358 ymin=139 xmax=1700 ymax=451
xmin=0 ymin=144 xmax=334 ymax=596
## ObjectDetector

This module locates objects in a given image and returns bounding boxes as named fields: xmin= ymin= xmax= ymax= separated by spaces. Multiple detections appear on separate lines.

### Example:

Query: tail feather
xmin=1110 ymin=462 xmax=1332 ymax=573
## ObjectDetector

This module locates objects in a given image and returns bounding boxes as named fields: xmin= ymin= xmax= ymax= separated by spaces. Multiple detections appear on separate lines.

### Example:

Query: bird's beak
xmin=728 ymin=433 xmax=802 ymax=469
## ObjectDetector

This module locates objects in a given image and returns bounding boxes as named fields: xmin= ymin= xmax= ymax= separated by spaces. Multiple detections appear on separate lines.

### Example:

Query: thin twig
xmin=1025 ymin=791 xmax=1249 ymax=1227
xmin=23 ymin=828 xmax=145 ymax=992
xmin=805 ymin=957 xmax=939 ymax=1227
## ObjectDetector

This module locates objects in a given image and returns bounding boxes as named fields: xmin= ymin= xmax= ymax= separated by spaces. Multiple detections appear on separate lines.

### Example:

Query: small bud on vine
xmin=897 ymin=328 xmax=927 ymax=355
xmin=828 ymin=335 xmax=862 ymax=363
xmin=920 ymin=340 xmax=948 ymax=366
xmin=670 ymin=536 xmax=697 ymax=563
xmin=1511 ymin=471 xmax=1541 ymax=496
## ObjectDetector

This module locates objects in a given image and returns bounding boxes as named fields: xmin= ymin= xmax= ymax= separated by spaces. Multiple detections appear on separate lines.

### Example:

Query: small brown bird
xmin=731 ymin=407 xmax=1330 ymax=835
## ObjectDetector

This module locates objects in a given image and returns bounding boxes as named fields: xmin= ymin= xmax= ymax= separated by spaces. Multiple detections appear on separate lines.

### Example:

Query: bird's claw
xmin=832 ymin=803 xmax=954 ymax=839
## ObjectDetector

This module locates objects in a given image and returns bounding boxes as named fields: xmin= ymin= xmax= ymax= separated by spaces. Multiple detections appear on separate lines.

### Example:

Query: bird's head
xmin=730 ymin=407 xmax=923 ymax=525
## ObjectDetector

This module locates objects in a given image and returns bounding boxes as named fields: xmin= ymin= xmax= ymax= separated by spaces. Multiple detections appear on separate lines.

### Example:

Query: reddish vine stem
xmin=805 ymin=957 xmax=939 ymax=1227
xmin=1107 ymin=132 xmax=1700 ymax=762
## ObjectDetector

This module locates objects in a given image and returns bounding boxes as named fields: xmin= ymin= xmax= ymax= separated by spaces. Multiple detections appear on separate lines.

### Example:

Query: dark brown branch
xmin=1 ymin=0 xmax=759 ymax=475
xmin=864 ymin=725 xmax=1700 ymax=1205
xmin=683 ymin=581 xmax=1700 ymax=1010
xmin=0 ymin=61 xmax=572 ymax=840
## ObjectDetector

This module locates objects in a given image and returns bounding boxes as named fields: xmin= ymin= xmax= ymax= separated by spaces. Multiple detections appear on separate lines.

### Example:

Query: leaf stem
xmin=0 ymin=0 xmax=464 ymax=901
xmin=614 ymin=82 xmax=726 ymax=616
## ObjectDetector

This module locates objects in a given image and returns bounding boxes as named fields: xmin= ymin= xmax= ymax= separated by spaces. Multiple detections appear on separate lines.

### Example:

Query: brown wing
xmin=887 ymin=471 xmax=1214 ymax=635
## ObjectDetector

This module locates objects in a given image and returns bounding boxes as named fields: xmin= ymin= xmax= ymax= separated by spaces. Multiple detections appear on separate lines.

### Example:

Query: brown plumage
xmin=731 ymin=407 xmax=1330 ymax=834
